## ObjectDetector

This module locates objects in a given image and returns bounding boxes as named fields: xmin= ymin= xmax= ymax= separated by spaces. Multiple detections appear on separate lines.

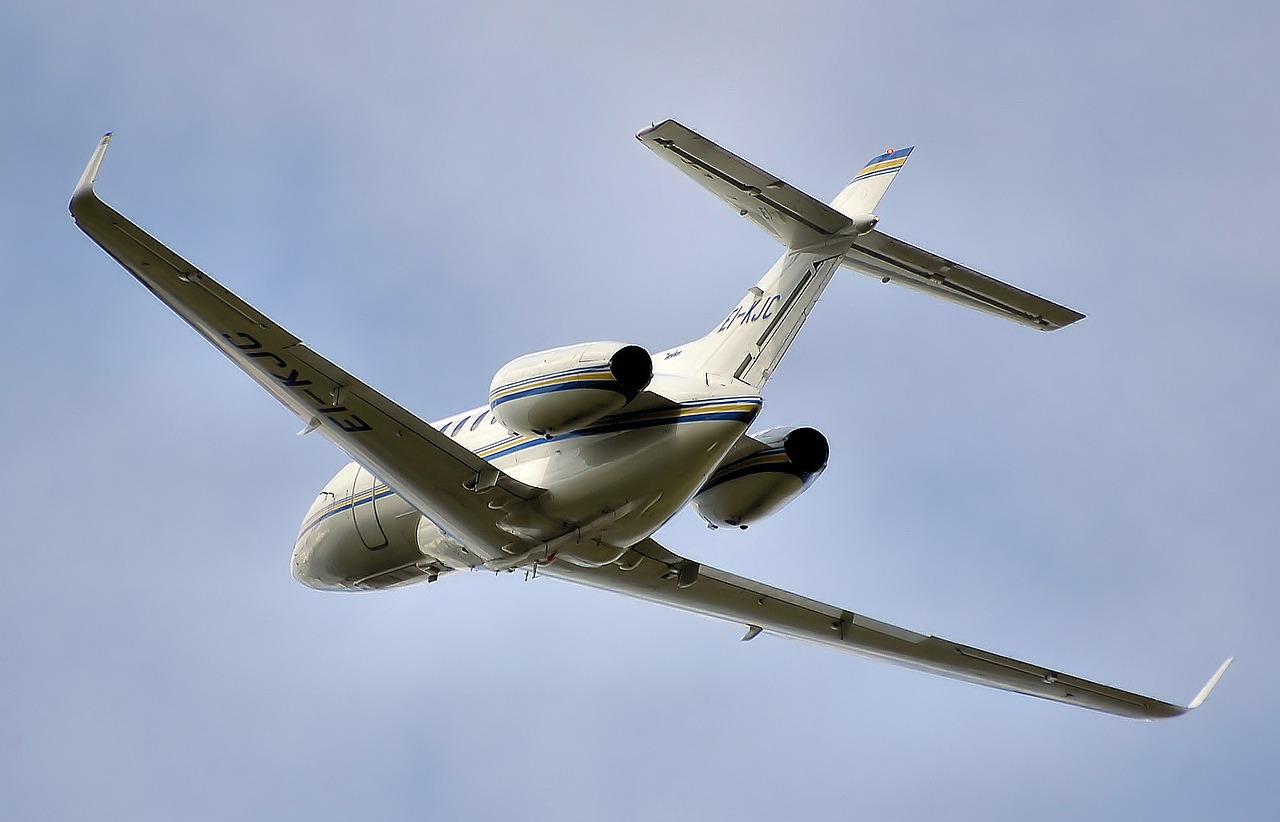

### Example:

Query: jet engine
xmin=489 ymin=341 xmax=653 ymax=437
xmin=693 ymin=426 xmax=829 ymax=529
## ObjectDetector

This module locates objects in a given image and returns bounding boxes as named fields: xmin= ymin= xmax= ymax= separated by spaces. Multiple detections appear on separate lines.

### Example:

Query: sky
xmin=3 ymin=1 xmax=1277 ymax=819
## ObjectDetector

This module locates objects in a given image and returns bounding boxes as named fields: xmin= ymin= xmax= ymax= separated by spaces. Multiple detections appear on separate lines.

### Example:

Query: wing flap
xmin=844 ymin=230 xmax=1085 ymax=331
xmin=544 ymin=537 xmax=1224 ymax=720
xmin=70 ymin=135 xmax=541 ymax=558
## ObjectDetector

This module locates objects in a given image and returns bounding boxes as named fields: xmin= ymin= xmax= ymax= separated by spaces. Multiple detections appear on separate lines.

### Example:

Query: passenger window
xmin=451 ymin=416 xmax=471 ymax=435
xmin=470 ymin=410 xmax=489 ymax=431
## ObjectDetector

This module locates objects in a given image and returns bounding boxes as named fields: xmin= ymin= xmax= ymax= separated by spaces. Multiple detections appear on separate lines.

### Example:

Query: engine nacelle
xmin=489 ymin=341 xmax=653 ymax=437
xmin=693 ymin=426 xmax=829 ymax=529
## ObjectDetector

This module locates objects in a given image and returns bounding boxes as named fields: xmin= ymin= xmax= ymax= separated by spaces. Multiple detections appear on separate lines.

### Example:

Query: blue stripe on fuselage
xmin=298 ymin=484 xmax=399 ymax=538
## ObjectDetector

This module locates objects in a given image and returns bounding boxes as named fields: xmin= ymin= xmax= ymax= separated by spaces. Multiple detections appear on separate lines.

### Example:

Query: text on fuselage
xmin=718 ymin=294 xmax=780 ymax=332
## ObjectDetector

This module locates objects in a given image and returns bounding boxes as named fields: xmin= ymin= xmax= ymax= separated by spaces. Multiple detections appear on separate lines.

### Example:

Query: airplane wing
xmin=69 ymin=135 xmax=542 ymax=561
xmin=543 ymin=537 xmax=1232 ymax=720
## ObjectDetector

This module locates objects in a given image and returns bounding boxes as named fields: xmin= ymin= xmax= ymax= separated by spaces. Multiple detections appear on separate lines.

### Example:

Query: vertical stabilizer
xmin=663 ymin=247 xmax=849 ymax=389
xmin=829 ymin=146 xmax=914 ymax=219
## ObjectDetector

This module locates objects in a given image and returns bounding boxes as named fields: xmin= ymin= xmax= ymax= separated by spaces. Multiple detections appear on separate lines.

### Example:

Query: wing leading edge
xmin=545 ymin=537 xmax=1231 ymax=720
xmin=69 ymin=135 xmax=542 ymax=561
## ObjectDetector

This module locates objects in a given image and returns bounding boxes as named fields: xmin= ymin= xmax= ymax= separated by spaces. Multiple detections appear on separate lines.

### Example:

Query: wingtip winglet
xmin=1187 ymin=657 xmax=1233 ymax=711
xmin=71 ymin=132 xmax=113 ymax=215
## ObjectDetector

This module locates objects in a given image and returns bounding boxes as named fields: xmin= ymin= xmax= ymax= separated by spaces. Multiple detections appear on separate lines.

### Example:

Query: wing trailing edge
xmin=546 ymin=536 xmax=1231 ymax=720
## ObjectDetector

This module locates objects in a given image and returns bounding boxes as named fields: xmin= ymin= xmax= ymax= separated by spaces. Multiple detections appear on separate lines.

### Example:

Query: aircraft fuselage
xmin=291 ymin=375 xmax=762 ymax=589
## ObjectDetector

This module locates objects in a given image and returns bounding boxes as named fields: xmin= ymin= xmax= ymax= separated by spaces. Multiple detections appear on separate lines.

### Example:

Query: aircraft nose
xmin=290 ymin=533 xmax=349 ymax=590
xmin=290 ymin=539 xmax=322 ymax=589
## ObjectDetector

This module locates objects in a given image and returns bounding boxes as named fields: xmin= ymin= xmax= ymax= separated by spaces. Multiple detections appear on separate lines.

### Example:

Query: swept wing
xmin=546 ymin=537 xmax=1231 ymax=720
xmin=69 ymin=135 xmax=542 ymax=562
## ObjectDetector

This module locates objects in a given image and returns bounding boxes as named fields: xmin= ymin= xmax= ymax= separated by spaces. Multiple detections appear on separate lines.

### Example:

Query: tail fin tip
xmin=831 ymin=145 xmax=914 ymax=219
xmin=853 ymin=145 xmax=914 ymax=181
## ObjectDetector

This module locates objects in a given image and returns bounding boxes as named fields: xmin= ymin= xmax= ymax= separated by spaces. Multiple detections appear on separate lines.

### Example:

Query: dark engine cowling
xmin=693 ymin=426 xmax=829 ymax=529
xmin=489 ymin=341 xmax=653 ymax=437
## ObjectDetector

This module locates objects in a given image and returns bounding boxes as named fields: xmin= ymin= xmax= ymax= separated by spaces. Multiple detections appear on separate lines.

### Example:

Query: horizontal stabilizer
xmin=638 ymin=119 xmax=852 ymax=249
xmin=843 ymin=230 xmax=1085 ymax=331
xmin=641 ymin=120 xmax=1083 ymax=332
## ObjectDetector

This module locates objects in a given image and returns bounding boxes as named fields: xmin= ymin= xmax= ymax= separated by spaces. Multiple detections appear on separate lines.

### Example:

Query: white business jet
xmin=70 ymin=120 xmax=1230 ymax=719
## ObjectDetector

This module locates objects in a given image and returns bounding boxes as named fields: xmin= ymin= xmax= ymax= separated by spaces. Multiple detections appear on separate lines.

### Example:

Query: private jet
xmin=70 ymin=120 xmax=1230 ymax=719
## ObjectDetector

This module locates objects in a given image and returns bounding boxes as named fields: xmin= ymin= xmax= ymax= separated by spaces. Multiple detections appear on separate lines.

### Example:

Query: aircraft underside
xmin=293 ymin=383 xmax=762 ymax=589
xmin=70 ymin=121 xmax=1231 ymax=719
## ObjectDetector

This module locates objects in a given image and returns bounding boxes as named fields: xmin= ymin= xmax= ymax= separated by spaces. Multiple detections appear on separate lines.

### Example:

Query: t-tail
xmin=831 ymin=146 xmax=914 ymax=219
xmin=638 ymin=121 xmax=1083 ymax=390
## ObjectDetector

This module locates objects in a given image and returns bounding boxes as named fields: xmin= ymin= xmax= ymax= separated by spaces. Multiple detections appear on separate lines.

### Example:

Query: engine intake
xmin=489 ymin=341 xmax=653 ymax=437
xmin=693 ymin=426 xmax=829 ymax=529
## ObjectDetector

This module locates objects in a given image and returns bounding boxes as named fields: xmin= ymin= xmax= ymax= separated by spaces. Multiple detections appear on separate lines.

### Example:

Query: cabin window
xmin=470 ymin=410 xmax=489 ymax=431
xmin=451 ymin=416 xmax=470 ymax=435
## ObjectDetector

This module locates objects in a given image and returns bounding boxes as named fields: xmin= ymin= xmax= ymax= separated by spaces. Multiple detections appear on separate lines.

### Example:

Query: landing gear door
xmin=349 ymin=464 xmax=390 ymax=550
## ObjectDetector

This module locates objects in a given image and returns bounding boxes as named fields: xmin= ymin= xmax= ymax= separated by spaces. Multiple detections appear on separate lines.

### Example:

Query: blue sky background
xmin=3 ymin=2 xmax=1277 ymax=819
